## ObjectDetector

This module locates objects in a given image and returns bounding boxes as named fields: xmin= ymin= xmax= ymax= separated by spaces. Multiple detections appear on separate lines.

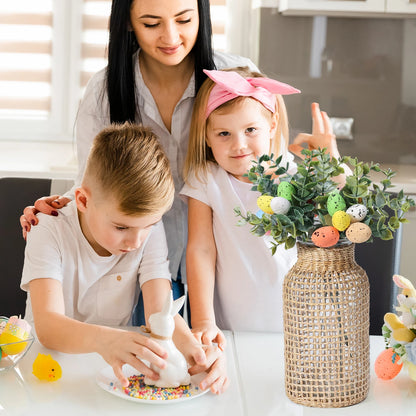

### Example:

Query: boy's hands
xmin=95 ymin=327 xmax=168 ymax=388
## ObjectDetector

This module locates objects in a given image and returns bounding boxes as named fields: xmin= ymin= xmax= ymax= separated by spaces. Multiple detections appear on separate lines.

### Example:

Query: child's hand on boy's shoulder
xmin=95 ymin=327 xmax=168 ymax=387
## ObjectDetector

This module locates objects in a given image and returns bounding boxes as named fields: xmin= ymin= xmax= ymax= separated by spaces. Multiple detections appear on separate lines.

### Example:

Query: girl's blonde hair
xmin=84 ymin=123 xmax=174 ymax=216
xmin=183 ymin=67 xmax=289 ymax=183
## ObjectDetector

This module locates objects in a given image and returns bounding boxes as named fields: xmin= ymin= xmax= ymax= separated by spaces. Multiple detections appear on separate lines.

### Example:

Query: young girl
xmin=181 ymin=68 xmax=345 ymax=347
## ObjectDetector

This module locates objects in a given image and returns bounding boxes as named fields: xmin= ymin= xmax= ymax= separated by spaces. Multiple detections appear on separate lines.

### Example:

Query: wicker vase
xmin=283 ymin=241 xmax=370 ymax=408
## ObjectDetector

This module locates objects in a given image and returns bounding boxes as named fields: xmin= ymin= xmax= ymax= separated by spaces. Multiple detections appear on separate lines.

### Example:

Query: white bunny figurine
xmin=144 ymin=291 xmax=191 ymax=388
xmin=393 ymin=274 xmax=416 ymax=329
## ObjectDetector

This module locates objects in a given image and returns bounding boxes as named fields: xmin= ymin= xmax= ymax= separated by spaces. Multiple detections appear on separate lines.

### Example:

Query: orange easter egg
xmin=374 ymin=348 xmax=403 ymax=380
xmin=311 ymin=226 xmax=340 ymax=248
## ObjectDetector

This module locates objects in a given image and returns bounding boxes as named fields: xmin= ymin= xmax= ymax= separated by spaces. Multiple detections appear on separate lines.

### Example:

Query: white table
xmin=234 ymin=333 xmax=416 ymax=415
xmin=1 ymin=333 xmax=415 ymax=416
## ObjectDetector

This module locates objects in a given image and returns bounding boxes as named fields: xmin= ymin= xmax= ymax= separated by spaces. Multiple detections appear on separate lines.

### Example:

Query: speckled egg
xmin=311 ymin=226 xmax=340 ymax=248
xmin=270 ymin=196 xmax=291 ymax=215
xmin=257 ymin=195 xmax=274 ymax=215
xmin=346 ymin=222 xmax=372 ymax=243
xmin=375 ymin=348 xmax=403 ymax=380
xmin=327 ymin=191 xmax=346 ymax=216
xmin=346 ymin=204 xmax=368 ymax=223
xmin=331 ymin=210 xmax=351 ymax=232
xmin=277 ymin=181 xmax=295 ymax=201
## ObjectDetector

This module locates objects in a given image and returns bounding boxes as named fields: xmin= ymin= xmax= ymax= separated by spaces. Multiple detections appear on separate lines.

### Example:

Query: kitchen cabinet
xmin=387 ymin=0 xmax=416 ymax=14
xmin=278 ymin=0 xmax=416 ymax=16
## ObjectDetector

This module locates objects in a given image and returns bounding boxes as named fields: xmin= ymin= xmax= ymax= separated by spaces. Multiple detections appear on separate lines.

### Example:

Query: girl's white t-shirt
xmin=180 ymin=163 xmax=297 ymax=332
xmin=21 ymin=201 xmax=171 ymax=327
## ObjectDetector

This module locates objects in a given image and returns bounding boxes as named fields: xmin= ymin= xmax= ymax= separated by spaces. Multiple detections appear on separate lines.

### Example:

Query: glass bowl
xmin=0 ymin=316 xmax=34 ymax=372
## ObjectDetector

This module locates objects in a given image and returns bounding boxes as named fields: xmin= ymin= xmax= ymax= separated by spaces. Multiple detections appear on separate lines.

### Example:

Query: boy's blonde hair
xmin=183 ymin=66 xmax=290 ymax=182
xmin=84 ymin=123 xmax=174 ymax=215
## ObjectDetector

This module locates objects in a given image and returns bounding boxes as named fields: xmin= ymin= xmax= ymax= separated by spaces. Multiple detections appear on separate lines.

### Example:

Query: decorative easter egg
xmin=270 ymin=196 xmax=291 ymax=215
xmin=331 ymin=210 xmax=351 ymax=232
xmin=346 ymin=204 xmax=368 ymax=223
xmin=257 ymin=195 xmax=274 ymax=215
xmin=277 ymin=181 xmax=295 ymax=201
xmin=346 ymin=222 xmax=372 ymax=243
xmin=311 ymin=226 xmax=340 ymax=248
xmin=375 ymin=348 xmax=403 ymax=380
xmin=0 ymin=316 xmax=31 ymax=356
xmin=32 ymin=353 xmax=62 ymax=381
xmin=327 ymin=191 xmax=346 ymax=216
xmin=255 ymin=209 xmax=264 ymax=219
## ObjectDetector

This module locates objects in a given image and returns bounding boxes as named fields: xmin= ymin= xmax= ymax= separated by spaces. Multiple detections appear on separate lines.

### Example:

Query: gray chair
xmin=0 ymin=177 xmax=63 ymax=317
xmin=355 ymin=223 xmax=402 ymax=335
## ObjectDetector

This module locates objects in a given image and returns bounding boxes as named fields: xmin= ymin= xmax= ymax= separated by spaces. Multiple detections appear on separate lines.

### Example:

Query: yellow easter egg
xmin=346 ymin=222 xmax=372 ymax=243
xmin=257 ymin=195 xmax=274 ymax=215
xmin=331 ymin=210 xmax=351 ymax=232
xmin=0 ymin=332 xmax=27 ymax=355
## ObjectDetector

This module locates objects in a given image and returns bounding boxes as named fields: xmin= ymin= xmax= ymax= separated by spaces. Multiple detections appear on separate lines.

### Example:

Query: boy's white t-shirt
xmin=21 ymin=201 xmax=171 ymax=327
xmin=180 ymin=163 xmax=297 ymax=332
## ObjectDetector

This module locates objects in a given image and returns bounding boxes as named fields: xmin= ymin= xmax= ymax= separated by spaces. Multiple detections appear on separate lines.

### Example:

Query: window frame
xmin=0 ymin=0 xmax=249 ymax=142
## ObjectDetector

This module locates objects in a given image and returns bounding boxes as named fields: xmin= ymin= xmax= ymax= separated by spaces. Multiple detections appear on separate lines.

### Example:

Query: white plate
xmin=96 ymin=364 xmax=209 ymax=404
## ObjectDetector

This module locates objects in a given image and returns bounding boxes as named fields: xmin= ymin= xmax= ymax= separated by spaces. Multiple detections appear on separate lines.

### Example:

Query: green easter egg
xmin=257 ymin=195 xmax=274 ymax=215
xmin=277 ymin=181 xmax=295 ymax=201
xmin=327 ymin=191 xmax=346 ymax=216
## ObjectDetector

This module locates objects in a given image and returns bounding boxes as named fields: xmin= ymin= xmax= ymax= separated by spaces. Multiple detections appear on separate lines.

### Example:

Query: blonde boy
xmin=21 ymin=123 xmax=206 ymax=387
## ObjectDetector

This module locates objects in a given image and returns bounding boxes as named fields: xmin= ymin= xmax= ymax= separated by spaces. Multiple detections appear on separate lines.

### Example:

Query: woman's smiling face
xmin=130 ymin=0 xmax=199 ymax=67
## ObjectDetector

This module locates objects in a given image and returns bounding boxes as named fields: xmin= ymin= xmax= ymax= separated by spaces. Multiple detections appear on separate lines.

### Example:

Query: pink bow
xmin=204 ymin=69 xmax=300 ymax=118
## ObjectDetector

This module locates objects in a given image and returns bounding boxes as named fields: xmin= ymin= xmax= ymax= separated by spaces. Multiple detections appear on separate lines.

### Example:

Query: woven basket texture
xmin=283 ymin=241 xmax=370 ymax=408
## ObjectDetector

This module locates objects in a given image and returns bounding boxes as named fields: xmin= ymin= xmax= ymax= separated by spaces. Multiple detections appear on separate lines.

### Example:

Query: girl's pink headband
xmin=204 ymin=69 xmax=300 ymax=119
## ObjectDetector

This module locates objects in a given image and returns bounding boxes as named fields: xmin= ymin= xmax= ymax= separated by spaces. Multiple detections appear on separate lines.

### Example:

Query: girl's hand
xmin=20 ymin=195 xmax=71 ymax=239
xmin=188 ymin=344 xmax=229 ymax=394
xmin=289 ymin=102 xmax=340 ymax=159
xmin=191 ymin=321 xmax=227 ymax=352
xmin=96 ymin=328 xmax=168 ymax=388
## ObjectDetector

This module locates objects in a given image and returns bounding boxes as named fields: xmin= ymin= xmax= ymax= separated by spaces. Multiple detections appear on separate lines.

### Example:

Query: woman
xmin=20 ymin=0 xmax=257 ymax=320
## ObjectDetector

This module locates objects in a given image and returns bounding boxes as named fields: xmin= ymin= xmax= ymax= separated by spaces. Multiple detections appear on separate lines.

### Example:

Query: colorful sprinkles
xmin=121 ymin=374 xmax=199 ymax=401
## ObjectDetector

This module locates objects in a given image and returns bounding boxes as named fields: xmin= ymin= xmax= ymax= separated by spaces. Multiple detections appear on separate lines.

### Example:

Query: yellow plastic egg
xmin=331 ymin=210 xmax=351 ymax=232
xmin=0 ymin=317 xmax=31 ymax=356
xmin=346 ymin=222 xmax=372 ymax=243
xmin=257 ymin=195 xmax=274 ymax=215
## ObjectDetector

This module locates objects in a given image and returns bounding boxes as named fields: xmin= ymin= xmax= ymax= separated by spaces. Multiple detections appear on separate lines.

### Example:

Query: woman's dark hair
xmin=106 ymin=0 xmax=216 ymax=124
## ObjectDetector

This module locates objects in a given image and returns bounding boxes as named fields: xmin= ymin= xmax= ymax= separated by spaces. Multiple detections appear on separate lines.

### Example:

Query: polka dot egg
xmin=257 ymin=195 xmax=274 ymax=215
xmin=327 ymin=191 xmax=346 ymax=216
xmin=346 ymin=222 xmax=372 ymax=243
xmin=270 ymin=197 xmax=291 ymax=215
xmin=277 ymin=181 xmax=295 ymax=201
xmin=331 ymin=210 xmax=351 ymax=232
xmin=311 ymin=226 xmax=340 ymax=248
xmin=346 ymin=204 xmax=368 ymax=223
